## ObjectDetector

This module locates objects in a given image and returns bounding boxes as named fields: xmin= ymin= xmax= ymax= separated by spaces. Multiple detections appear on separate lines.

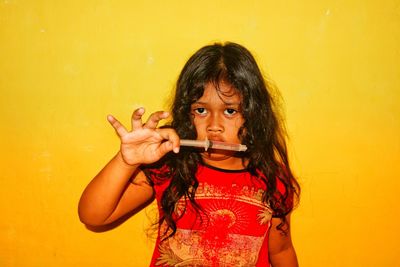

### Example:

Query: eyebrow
xmin=192 ymin=101 xmax=241 ymax=106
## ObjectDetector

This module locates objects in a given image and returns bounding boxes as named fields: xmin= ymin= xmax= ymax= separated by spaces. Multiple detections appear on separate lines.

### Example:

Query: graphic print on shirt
xmin=155 ymin=179 xmax=273 ymax=267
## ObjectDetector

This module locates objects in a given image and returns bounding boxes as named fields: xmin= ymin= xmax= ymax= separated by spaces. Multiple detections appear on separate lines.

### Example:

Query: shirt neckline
xmin=201 ymin=162 xmax=248 ymax=173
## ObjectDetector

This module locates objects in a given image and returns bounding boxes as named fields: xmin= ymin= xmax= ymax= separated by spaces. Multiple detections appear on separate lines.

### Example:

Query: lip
xmin=206 ymin=136 xmax=224 ymax=142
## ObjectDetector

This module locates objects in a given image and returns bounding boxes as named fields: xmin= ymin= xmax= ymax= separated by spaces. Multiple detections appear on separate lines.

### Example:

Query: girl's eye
xmin=224 ymin=108 xmax=237 ymax=116
xmin=194 ymin=108 xmax=207 ymax=115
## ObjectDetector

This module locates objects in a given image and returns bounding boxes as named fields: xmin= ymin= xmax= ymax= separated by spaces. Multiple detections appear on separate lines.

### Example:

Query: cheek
xmin=192 ymin=117 xmax=205 ymax=134
xmin=233 ymin=116 xmax=245 ymax=130
xmin=231 ymin=118 xmax=245 ymax=139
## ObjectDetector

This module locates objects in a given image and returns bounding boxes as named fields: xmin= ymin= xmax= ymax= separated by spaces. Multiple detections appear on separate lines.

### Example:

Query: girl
xmin=79 ymin=42 xmax=300 ymax=266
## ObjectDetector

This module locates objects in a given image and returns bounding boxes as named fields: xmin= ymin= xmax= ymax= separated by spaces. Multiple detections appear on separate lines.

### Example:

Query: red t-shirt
xmin=147 ymin=164 xmax=286 ymax=266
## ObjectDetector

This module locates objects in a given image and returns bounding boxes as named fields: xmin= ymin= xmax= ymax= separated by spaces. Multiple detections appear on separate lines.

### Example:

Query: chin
xmin=201 ymin=150 xmax=236 ymax=161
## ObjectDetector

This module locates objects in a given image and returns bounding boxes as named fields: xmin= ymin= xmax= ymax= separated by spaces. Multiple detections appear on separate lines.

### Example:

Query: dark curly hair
xmin=144 ymin=42 xmax=300 ymax=239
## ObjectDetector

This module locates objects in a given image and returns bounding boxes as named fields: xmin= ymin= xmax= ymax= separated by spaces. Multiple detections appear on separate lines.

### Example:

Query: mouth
xmin=206 ymin=136 xmax=224 ymax=142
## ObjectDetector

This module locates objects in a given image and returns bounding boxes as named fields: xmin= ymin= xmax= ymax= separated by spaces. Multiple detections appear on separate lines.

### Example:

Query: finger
xmin=131 ymin=107 xmax=145 ymax=130
xmin=107 ymin=115 xmax=128 ymax=136
xmin=143 ymin=111 xmax=170 ymax=129
xmin=156 ymin=140 xmax=174 ymax=156
xmin=156 ymin=128 xmax=180 ymax=153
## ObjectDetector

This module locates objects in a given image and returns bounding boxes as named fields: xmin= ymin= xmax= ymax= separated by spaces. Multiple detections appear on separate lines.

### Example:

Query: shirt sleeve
xmin=272 ymin=177 xmax=294 ymax=217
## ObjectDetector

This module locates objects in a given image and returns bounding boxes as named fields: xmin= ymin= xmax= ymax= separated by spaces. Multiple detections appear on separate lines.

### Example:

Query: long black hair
xmin=144 ymin=42 xmax=300 ymax=239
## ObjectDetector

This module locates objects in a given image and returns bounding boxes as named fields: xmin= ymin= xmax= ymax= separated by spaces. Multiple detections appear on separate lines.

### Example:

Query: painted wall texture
xmin=1 ymin=1 xmax=399 ymax=266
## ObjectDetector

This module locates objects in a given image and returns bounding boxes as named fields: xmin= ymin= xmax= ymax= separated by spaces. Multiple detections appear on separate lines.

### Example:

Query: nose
xmin=207 ymin=113 xmax=224 ymax=134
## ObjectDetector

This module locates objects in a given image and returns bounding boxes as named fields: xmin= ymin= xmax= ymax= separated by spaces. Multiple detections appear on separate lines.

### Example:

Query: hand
xmin=107 ymin=107 xmax=180 ymax=166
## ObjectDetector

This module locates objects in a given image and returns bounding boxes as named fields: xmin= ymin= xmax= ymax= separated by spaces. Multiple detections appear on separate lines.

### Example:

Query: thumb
xmin=157 ymin=141 xmax=175 ymax=157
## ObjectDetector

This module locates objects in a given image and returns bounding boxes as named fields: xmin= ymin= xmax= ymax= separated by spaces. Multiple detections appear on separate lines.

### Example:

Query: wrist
xmin=115 ymin=151 xmax=141 ymax=169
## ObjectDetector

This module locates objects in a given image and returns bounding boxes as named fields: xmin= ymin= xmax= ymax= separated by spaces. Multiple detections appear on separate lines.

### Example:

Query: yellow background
xmin=1 ymin=1 xmax=399 ymax=266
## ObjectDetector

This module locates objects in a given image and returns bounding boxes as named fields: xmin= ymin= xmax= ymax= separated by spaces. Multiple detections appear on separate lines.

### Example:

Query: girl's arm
xmin=269 ymin=214 xmax=299 ymax=267
xmin=78 ymin=108 xmax=180 ymax=226
xmin=78 ymin=152 xmax=154 ymax=226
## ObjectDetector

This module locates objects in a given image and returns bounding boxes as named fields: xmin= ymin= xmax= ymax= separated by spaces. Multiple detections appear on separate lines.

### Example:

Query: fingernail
xmin=173 ymin=147 xmax=179 ymax=153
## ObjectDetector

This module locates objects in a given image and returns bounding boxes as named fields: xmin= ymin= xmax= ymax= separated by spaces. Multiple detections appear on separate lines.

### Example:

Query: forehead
xmin=196 ymin=81 xmax=241 ymax=105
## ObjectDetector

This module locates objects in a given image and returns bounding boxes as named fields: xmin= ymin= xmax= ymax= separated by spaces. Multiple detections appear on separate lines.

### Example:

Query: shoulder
xmin=273 ymin=174 xmax=296 ymax=218
xmin=254 ymin=167 xmax=295 ymax=217
xmin=276 ymin=176 xmax=288 ymax=195
xmin=140 ymin=161 xmax=173 ymax=199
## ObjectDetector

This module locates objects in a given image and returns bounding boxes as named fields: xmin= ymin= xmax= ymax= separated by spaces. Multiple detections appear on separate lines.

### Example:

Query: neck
xmin=201 ymin=155 xmax=248 ymax=170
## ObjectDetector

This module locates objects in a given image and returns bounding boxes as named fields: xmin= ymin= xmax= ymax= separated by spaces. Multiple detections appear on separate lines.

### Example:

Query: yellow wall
xmin=1 ymin=1 xmax=399 ymax=266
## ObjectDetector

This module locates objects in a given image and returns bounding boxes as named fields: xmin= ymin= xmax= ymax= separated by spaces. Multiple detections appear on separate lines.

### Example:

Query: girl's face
xmin=190 ymin=81 xmax=246 ymax=168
